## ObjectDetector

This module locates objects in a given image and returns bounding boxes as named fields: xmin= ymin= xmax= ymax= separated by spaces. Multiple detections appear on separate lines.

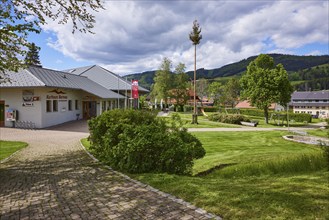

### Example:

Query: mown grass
xmin=129 ymin=131 xmax=328 ymax=219
xmin=307 ymin=129 xmax=329 ymax=138
xmin=192 ymin=131 xmax=321 ymax=174
xmin=162 ymin=112 xmax=239 ymax=128
xmin=0 ymin=140 xmax=28 ymax=161
xmin=82 ymin=130 xmax=329 ymax=219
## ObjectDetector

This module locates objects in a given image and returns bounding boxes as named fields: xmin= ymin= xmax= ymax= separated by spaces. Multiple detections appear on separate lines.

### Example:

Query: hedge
xmin=208 ymin=113 xmax=250 ymax=124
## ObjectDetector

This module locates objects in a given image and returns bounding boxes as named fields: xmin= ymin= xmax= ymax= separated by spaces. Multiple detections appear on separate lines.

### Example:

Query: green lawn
xmin=0 ymin=140 xmax=28 ymax=161
xmin=191 ymin=131 xmax=322 ymax=175
xmin=162 ymin=112 xmax=240 ymax=128
xmin=307 ymin=129 xmax=329 ymax=138
xmin=82 ymin=131 xmax=329 ymax=219
xmin=128 ymin=131 xmax=328 ymax=219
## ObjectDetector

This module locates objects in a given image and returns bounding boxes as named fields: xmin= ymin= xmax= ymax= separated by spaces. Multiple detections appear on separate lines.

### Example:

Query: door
xmin=83 ymin=101 xmax=97 ymax=119
xmin=0 ymin=101 xmax=4 ymax=127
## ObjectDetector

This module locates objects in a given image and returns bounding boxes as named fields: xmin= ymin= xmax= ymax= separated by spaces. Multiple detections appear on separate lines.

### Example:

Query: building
xmin=0 ymin=65 xmax=148 ymax=128
xmin=64 ymin=65 xmax=149 ymax=108
xmin=290 ymin=91 xmax=329 ymax=118
xmin=235 ymin=100 xmax=285 ymax=111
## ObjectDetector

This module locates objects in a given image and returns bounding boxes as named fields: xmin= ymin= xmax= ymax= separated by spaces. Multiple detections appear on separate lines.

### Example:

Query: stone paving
xmin=0 ymin=123 xmax=221 ymax=220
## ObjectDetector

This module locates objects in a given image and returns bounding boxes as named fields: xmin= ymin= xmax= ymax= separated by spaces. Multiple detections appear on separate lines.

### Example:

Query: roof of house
xmin=64 ymin=65 xmax=149 ymax=93
xmin=0 ymin=66 xmax=125 ymax=99
xmin=291 ymin=91 xmax=329 ymax=100
xmin=235 ymin=100 xmax=277 ymax=109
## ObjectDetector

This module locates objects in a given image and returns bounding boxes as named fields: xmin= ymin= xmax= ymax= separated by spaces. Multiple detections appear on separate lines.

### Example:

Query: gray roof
xmin=292 ymin=91 xmax=329 ymax=100
xmin=0 ymin=66 xmax=125 ymax=99
xmin=64 ymin=65 xmax=149 ymax=93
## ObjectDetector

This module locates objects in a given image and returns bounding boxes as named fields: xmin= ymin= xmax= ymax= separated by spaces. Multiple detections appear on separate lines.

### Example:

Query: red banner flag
xmin=132 ymin=80 xmax=139 ymax=99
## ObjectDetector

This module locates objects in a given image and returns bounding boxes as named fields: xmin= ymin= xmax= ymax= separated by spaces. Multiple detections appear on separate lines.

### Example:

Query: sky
xmin=28 ymin=0 xmax=329 ymax=75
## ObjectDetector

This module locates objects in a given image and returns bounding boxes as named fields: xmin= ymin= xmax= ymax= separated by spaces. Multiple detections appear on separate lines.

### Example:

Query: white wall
xmin=0 ymin=88 xmax=43 ymax=128
xmin=40 ymin=88 xmax=84 ymax=128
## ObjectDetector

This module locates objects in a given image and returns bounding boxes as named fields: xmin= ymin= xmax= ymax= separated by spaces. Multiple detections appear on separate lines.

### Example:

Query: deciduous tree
xmin=240 ymin=54 xmax=293 ymax=124
xmin=0 ymin=0 xmax=103 ymax=78
xmin=220 ymin=78 xmax=240 ymax=108
xmin=171 ymin=63 xmax=189 ymax=109
xmin=151 ymin=58 xmax=173 ymax=106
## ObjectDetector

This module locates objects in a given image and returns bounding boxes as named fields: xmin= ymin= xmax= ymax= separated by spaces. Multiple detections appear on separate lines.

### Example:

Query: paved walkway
xmin=0 ymin=123 xmax=220 ymax=219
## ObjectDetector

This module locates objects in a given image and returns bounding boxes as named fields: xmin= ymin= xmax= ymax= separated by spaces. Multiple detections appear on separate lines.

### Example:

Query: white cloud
xmin=41 ymin=0 xmax=329 ymax=74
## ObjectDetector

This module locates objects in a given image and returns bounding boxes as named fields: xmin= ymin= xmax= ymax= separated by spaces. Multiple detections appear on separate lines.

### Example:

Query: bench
xmin=241 ymin=121 xmax=258 ymax=127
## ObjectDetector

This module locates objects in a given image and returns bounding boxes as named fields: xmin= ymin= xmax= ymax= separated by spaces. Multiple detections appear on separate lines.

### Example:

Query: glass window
xmin=46 ymin=100 xmax=52 ymax=112
xmin=68 ymin=100 xmax=72 ymax=111
xmin=75 ymin=100 xmax=79 ymax=110
xmin=53 ymin=100 xmax=58 ymax=112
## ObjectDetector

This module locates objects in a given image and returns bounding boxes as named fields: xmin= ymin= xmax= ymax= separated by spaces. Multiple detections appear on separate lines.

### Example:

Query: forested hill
xmin=126 ymin=54 xmax=329 ymax=89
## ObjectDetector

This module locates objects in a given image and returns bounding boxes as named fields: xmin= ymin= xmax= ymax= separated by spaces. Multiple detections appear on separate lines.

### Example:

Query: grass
xmin=191 ymin=131 xmax=322 ymax=175
xmin=307 ymin=129 xmax=329 ymax=138
xmin=0 ymin=140 xmax=28 ymax=161
xmin=82 ymin=130 xmax=329 ymax=219
xmin=162 ymin=112 xmax=240 ymax=128
xmin=129 ymin=131 xmax=328 ymax=219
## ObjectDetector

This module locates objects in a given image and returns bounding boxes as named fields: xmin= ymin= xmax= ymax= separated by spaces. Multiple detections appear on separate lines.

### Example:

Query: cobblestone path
xmin=0 ymin=126 xmax=220 ymax=220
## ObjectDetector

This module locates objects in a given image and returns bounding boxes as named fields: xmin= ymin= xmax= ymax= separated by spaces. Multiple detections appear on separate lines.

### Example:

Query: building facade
xmin=0 ymin=66 xmax=126 ymax=128
xmin=290 ymin=91 xmax=329 ymax=118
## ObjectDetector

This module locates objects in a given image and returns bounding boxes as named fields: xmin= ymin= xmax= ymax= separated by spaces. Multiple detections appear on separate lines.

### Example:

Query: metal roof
xmin=0 ymin=66 xmax=125 ymax=99
xmin=64 ymin=65 xmax=149 ymax=93
xmin=291 ymin=91 xmax=329 ymax=100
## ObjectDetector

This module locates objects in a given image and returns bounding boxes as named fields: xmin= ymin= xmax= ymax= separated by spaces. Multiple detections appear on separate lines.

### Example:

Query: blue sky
xmin=28 ymin=0 xmax=329 ymax=75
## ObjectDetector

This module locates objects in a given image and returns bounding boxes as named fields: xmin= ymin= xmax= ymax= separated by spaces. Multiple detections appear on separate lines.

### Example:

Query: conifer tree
xmin=25 ymin=43 xmax=42 ymax=67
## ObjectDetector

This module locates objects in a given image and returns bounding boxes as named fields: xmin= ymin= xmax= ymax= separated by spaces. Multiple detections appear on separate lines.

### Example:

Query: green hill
xmin=126 ymin=54 xmax=329 ymax=90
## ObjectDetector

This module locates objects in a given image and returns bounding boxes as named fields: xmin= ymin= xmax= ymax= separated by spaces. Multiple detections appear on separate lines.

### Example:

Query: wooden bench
xmin=241 ymin=121 xmax=258 ymax=127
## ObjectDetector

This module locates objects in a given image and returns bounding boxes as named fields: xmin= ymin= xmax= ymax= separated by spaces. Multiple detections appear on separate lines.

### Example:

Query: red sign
xmin=132 ymin=80 xmax=139 ymax=99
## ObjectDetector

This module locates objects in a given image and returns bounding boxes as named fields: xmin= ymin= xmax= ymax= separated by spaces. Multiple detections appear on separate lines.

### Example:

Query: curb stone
xmin=79 ymin=139 xmax=222 ymax=220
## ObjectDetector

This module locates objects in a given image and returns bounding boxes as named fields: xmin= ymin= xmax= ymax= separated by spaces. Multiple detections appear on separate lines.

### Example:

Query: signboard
xmin=132 ymin=80 xmax=139 ymax=99
xmin=6 ymin=109 xmax=17 ymax=121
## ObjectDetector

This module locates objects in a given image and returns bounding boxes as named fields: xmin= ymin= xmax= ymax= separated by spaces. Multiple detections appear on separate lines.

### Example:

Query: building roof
xmin=291 ymin=91 xmax=329 ymax=100
xmin=64 ymin=65 xmax=149 ymax=93
xmin=235 ymin=100 xmax=277 ymax=109
xmin=0 ymin=66 xmax=125 ymax=99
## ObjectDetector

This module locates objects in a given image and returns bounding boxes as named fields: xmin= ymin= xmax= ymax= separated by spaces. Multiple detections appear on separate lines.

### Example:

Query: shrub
xmin=240 ymin=108 xmax=274 ymax=117
xmin=202 ymin=106 xmax=218 ymax=112
xmin=184 ymin=105 xmax=193 ymax=112
xmin=88 ymin=109 xmax=205 ymax=175
xmin=208 ymin=113 xmax=250 ymax=124
xmin=289 ymin=113 xmax=312 ymax=123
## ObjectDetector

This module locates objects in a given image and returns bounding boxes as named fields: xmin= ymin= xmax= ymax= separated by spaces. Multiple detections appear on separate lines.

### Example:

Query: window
xmin=295 ymin=111 xmax=299 ymax=113
xmin=46 ymin=100 xmax=52 ymax=112
xmin=322 ymin=106 xmax=326 ymax=109
xmin=75 ymin=100 xmax=79 ymax=110
xmin=53 ymin=100 xmax=58 ymax=112
xmin=68 ymin=100 xmax=72 ymax=111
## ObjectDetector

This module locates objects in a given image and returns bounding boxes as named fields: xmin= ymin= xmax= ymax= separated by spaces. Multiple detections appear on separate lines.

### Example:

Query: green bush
xmin=88 ymin=109 xmax=205 ymax=175
xmin=289 ymin=113 xmax=312 ymax=123
xmin=184 ymin=105 xmax=193 ymax=112
xmin=208 ymin=113 xmax=250 ymax=124
xmin=202 ymin=106 xmax=218 ymax=112
xmin=240 ymin=108 xmax=273 ymax=117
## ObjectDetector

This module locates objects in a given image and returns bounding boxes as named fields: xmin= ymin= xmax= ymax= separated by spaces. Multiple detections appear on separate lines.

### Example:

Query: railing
xmin=15 ymin=121 xmax=36 ymax=129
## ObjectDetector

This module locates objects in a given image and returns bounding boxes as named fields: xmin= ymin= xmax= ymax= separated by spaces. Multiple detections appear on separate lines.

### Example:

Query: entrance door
xmin=82 ymin=101 xmax=97 ymax=119
xmin=0 ymin=101 xmax=5 ymax=127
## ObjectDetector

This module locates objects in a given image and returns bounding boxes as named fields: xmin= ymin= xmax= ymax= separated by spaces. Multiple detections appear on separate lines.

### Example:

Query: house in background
xmin=290 ymin=91 xmax=329 ymax=118
xmin=235 ymin=100 xmax=285 ymax=111
xmin=0 ymin=66 xmax=125 ymax=128
xmin=64 ymin=65 xmax=149 ymax=109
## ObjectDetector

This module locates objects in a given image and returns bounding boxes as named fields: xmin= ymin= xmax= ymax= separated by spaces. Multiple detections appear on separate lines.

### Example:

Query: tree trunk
xmin=192 ymin=44 xmax=198 ymax=124
xmin=264 ymin=107 xmax=269 ymax=124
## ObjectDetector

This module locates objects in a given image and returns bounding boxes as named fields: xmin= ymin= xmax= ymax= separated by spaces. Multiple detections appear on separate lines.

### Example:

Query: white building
xmin=64 ymin=65 xmax=149 ymax=109
xmin=0 ymin=66 xmax=129 ymax=128
xmin=290 ymin=91 xmax=329 ymax=118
